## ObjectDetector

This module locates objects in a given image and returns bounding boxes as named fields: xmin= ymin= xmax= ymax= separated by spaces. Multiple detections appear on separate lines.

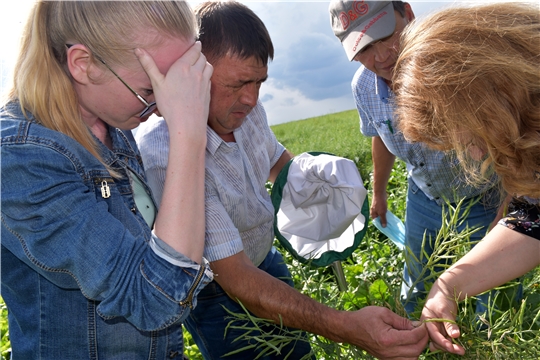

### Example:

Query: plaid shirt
xmin=352 ymin=66 xmax=494 ymax=205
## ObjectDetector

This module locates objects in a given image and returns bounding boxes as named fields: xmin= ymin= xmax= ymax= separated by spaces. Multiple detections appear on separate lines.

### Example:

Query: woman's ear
xmin=66 ymin=44 xmax=95 ymax=85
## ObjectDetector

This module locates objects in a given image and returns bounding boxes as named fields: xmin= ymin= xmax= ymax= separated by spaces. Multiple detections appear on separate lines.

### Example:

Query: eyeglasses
xmin=358 ymin=31 xmax=399 ymax=55
xmin=356 ymin=18 xmax=410 ymax=58
xmin=97 ymin=58 xmax=157 ymax=117
xmin=371 ymin=31 xmax=399 ymax=50
xmin=66 ymin=44 xmax=157 ymax=117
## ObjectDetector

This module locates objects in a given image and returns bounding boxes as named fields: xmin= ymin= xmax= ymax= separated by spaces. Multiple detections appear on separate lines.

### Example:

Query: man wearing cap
xmin=137 ymin=1 xmax=428 ymax=359
xmin=329 ymin=0 xmax=505 ymax=316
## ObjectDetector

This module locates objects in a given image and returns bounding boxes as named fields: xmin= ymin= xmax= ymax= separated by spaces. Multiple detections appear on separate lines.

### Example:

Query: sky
xmin=0 ymin=1 xmax=530 ymax=125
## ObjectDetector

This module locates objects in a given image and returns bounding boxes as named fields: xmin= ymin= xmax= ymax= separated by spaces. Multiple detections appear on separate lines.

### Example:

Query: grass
xmin=1 ymin=109 xmax=539 ymax=359
xmin=0 ymin=301 xmax=9 ymax=360
xmin=271 ymin=110 xmax=373 ymax=182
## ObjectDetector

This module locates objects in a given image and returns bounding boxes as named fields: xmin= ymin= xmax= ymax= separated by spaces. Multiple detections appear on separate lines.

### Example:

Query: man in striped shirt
xmin=137 ymin=2 xmax=428 ymax=359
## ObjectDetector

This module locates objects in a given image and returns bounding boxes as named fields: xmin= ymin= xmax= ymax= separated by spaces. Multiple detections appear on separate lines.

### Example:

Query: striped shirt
xmin=352 ymin=66 xmax=494 ymax=205
xmin=135 ymin=102 xmax=285 ymax=266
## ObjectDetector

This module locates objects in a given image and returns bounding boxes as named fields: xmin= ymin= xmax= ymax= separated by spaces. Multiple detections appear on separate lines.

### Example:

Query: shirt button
xmin=419 ymin=162 xmax=425 ymax=167
xmin=427 ymin=184 xmax=432 ymax=187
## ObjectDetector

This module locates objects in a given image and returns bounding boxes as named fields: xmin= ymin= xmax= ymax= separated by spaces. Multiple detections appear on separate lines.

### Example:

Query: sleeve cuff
xmin=149 ymin=233 xmax=212 ymax=275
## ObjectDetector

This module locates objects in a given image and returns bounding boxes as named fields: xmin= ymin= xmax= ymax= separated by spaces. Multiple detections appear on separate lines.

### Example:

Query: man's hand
xmin=341 ymin=306 xmax=429 ymax=359
xmin=370 ymin=136 xmax=395 ymax=227
xmin=370 ymin=192 xmax=388 ymax=226
xmin=212 ymin=253 xmax=429 ymax=359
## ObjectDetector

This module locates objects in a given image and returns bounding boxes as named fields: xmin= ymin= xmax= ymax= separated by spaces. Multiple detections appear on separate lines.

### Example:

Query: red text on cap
xmin=339 ymin=1 xmax=369 ymax=30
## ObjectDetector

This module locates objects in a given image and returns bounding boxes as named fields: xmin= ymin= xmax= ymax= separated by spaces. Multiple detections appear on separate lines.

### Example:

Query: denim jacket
xmin=1 ymin=102 xmax=213 ymax=359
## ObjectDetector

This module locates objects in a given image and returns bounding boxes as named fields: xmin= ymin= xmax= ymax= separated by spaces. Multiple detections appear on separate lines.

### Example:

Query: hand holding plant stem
xmin=421 ymin=280 xmax=465 ymax=355
xmin=421 ymin=224 xmax=540 ymax=356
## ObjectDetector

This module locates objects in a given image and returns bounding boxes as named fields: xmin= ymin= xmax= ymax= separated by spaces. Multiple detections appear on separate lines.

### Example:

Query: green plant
xmin=0 ymin=298 xmax=10 ymax=360
xmin=221 ymin=302 xmax=313 ymax=360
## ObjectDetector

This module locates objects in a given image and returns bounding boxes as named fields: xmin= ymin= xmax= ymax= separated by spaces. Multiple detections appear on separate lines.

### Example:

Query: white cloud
xmin=241 ymin=1 xmax=361 ymax=124
xmin=260 ymin=78 xmax=356 ymax=125
xmin=240 ymin=0 xmax=528 ymax=124
xmin=230 ymin=1 xmax=464 ymax=125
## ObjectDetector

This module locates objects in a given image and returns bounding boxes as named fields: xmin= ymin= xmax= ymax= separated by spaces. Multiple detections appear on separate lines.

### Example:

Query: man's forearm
xmin=212 ymin=251 xmax=429 ymax=355
xmin=269 ymin=149 xmax=294 ymax=183
xmin=212 ymin=254 xmax=348 ymax=342
xmin=371 ymin=136 xmax=395 ymax=196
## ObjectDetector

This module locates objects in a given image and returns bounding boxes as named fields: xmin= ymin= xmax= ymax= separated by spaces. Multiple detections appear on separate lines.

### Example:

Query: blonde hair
xmin=8 ymin=1 xmax=197 ymax=165
xmin=394 ymin=2 xmax=540 ymax=198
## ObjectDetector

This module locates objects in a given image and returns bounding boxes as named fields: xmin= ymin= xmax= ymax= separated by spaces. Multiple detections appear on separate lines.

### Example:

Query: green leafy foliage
xmin=0 ymin=299 xmax=10 ymax=360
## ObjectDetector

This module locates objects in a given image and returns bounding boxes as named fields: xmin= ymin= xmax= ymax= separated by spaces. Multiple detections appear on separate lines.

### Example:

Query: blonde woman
xmin=393 ymin=2 xmax=540 ymax=355
xmin=1 ymin=1 xmax=213 ymax=358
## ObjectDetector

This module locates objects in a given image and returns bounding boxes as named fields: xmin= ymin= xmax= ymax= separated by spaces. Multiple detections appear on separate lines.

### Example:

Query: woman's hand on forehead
xmin=134 ymin=41 xmax=213 ymax=138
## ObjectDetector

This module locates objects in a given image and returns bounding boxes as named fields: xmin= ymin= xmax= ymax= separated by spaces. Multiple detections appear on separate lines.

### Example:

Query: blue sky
xmin=0 ymin=1 xmax=521 ymax=125
xmin=241 ymin=1 xmax=450 ymax=124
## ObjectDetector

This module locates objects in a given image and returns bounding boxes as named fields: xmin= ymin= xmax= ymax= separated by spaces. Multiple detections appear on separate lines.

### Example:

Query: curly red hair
xmin=394 ymin=2 xmax=540 ymax=198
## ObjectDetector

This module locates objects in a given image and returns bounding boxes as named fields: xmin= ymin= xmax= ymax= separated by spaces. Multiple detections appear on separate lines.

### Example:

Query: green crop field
xmin=2 ymin=110 xmax=539 ymax=359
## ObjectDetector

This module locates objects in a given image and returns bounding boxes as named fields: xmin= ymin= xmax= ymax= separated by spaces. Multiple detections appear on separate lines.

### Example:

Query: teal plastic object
xmin=372 ymin=210 xmax=406 ymax=250
xmin=271 ymin=152 xmax=369 ymax=268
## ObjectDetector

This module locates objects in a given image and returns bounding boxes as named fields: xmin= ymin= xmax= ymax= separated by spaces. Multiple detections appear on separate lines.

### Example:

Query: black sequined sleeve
xmin=498 ymin=198 xmax=540 ymax=240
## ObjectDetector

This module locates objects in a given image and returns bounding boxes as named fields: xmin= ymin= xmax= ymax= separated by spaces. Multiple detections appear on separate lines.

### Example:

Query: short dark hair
xmin=392 ymin=1 xmax=407 ymax=17
xmin=194 ymin=1 xmax=274 ymax=66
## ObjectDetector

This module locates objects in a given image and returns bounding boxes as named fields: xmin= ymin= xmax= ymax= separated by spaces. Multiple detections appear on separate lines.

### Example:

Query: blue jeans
xmin=401 ymin=179 xmax=501 ymax=316
xmin=184 ymin=247 xmax=313 ymax=360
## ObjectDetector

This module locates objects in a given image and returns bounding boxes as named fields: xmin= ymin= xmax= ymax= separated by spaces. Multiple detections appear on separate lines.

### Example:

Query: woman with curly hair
xmin=393 ymin=2 xmax=540 ymax=355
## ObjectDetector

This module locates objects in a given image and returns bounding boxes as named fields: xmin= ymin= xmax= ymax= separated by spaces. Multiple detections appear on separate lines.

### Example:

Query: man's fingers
xmin=384 ymin=326 xmax=429 ymax=358
xmin=429 ymin=341 xmax=445 ymax=353
xmin=384 ymin=311 xmax=429 ymax=345
xmin=379 ymin=213 xmax=387 ymax=227
xmin=370 ymin=203 xmax=388 ymax=227
xmin=411 ymin=320 xmax=422 ymax=328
